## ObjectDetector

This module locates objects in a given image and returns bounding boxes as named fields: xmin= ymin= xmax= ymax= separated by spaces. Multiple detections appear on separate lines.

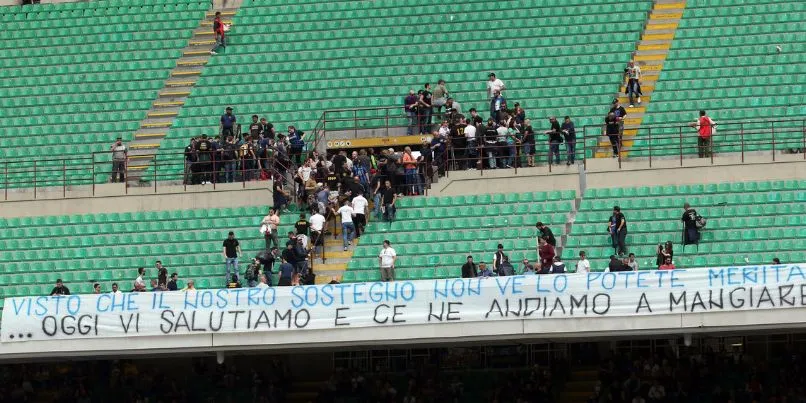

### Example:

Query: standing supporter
xmin=545 ymin=116 xmax=563 ymax=166
xmin=50 ymin=279 xmax=70 ymax=296
xmin=219 ymin=107 xmax=236 ymax=141
xmin=155 ymin=260 xmax=168 ymax=287
xmin=535 ymin=221 xmax=557 ymax=246
xmin=133 ymin=268 xmax=147 ymax=292
xmin=402 ymin=147 xmax=419 ymax=196
xmin=521 ymin=119 xmax=535 ymax=167
xmin=404 ymin=90 xmax=419 ymax=136
xmin=378 ymin=240 xmax=397 ymax=282
xmin=244 ymin=258 xmax=261 ymax=287
xmin=351 ymin=191 xmax=368 ymax=239
xmin=259 ymin=117 xmax=274 ymax=140
xmin=496 ymin=118 xmax=511 ymax=168
xmin=610 ymin=98 xmax=627 ymax=135
xmin=538 ymin=237 xmax=555 ymax=270
xmin=277 ymin=257 xmax=294 ymax=286
xmin=486 ymin=72 xmax=505 ymax=99
xmin=287 ymin=126 xmax=305 ymax=166
xmin=381 ymin=179 xmax=397 ymax=222
xmin=461 ymin=255 xmax=478 ymax=278
xmin=184 ymin=137 xmax=197 ymax=184
xmin=483 ymin=119 xmax=498 ymax=169
xmin=309 ymin=210 xmax=326 ymax=255
xmin=624 ymin=60 xmax=643 ymax=107
xmin=681 ymin=202 xmax=701 ymax=246
xmin=222 ymin=231 xmax=241 ymax=284
xmin=561 ymin=116 xmax=577 ymax=165
xmin=210 ymin=11 xmax=226 ymax=54
xmin=513 ymin=102 xmax=526 ymax=125
xmin=604 ymin=112 xmax=621 ymax=158
xmin=576 ymin=251 xmax=591 ymax=274
xmin=417 ymin=84 xmax=433 ymax=134
xmin=491 ymin=244 xmax=507 ymax=275
xmin=272 ymin=179 xmax=290 ymax=212
xmin=432 ymin=79 xmax=450 ymax=114
xmin=240 ymin=137 xmax=258 ymax=181
xmin=450 ymin=116 xmax=468 ymax=170
xmin=443 ymin=98 xmax=461 ymax=121
xmin=334 ymin=199 xmax=355 ymax=251
xmin=692 ymin=110 xmax=716 ymax=158
xmin=608 ymin=206 xmax=628 ymax=255
xmin=195 ymin=134 xmax=213 ymax=185
xmin=464 ymin=115 xmax=478 ymax=169
xmin=262 ymin=209 xmax=281 ymax=249
xmin=221 ymin=135 xmax=237 ymax=183
xmin=109 ymin=137 xmax=128 ymax=183
xmin=490 ymin=90 xmax=505 ymax=123
xmin=656 ymin=241 xmax=673 ymax=268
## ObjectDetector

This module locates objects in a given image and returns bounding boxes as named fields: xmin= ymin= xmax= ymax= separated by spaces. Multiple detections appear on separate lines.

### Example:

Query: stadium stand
xmin=0 ymin=0 xmax=207 ymax=188
xmin=153 ymin=0 xmax=652 ymax=179
xmin=566 ymin=179 xmax=806 ymax=270
xmin=342 ymin=190 xmax=576 ymax=282
xmin=632 ymin=0 xmax=805 ymax=156
xmin=0 ymin=205 xmax=301 ymax=300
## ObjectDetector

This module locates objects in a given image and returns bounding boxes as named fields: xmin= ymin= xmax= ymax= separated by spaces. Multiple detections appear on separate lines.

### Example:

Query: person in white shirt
xmin=576 ymin=251 xmax=591 ymax=274
xmin=351 ymin=191 xmax=369 ymax=239
xmin=486 ymin=72 xmax=505 ymax=99
xmin=308 ymin=211 xmax=326 ymax=255
xmin=378 ymin=240 xmax=397 ymax=281
xmin=133 ymin=267 xmax=146 ymax=291
xmin=334 ymin=200 xmax=355 ymax=251
xmin=110 ymin=137 xmax=128 ymax=183
xmin=111 ymin=283 xmax=122 ymax=295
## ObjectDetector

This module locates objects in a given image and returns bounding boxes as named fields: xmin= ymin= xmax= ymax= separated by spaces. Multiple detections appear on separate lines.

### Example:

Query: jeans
xmin=419 ymin=108 xmax=432 ymax=134
xmin=225 ymin=257 xmax=239 ymax=283
xmin=405 ymin=168 xmax=420 ymax=195
xmin=506 ymin=144 xmax=516 ymax=167
xmin=627 ymin=79 xmax=640 ymax=105
xmin=111 ymin=159 xmax=126 ymax=183
xmin=611 ymin=229 xmax=627 ymax=255
xmin=406 ymin=110 xmax=417 ymax=135
xmin=486 ymin=148 xmax=497 ymax=169
xmin=698 ymin=136 xmax=712 ymax=158
xmin=341 ymin=222 xmax=355 ymax=248
xmin=212 ymin=33 xmax=226 ymax=52
xmin=373 ymin=192 xmax=383 ymax=220
xmin=565 ymin=138 xmax=576 ymax=164
xmin=265 ymin=229 xmax=279 ymax=249
xmin=383 ymin=203 xmax=396 ymax=222
xmin=224 ymin=161 xmax=235 ymax=183
xmin=549 ymin=141 xmax=561 ymax=165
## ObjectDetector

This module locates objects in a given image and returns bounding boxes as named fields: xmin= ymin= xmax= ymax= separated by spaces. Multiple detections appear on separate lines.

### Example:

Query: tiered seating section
xmin=158 ymin=0 xmax=650 ymax=175
xmin=566 ymin=180 xmax=806 ymax=270
xmin=0 ymin=206 xmax=303 ymax=303
xmin=343 ymin=190 xmax=576 ymax=282
xmin=0 ymin=0 xmax=205 ymax=187
xmin=635 ymin=0 xmax=805 ymax=156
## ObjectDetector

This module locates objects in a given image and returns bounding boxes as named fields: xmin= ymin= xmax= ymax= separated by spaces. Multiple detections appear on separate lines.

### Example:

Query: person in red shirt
xmin=658 ymin=256 xmax=675 ymax=270
xmin=692 ymin=110 xmax=716 ymax=158
xmin=538 ymin=237 xmax=555 ymax=271
xmin=210 ymin=12 xmax=226 ymax=55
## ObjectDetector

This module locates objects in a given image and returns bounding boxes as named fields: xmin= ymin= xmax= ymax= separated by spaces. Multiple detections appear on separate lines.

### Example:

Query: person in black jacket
xmin=535 ymin=222 xmax=556 ymax=246
xmin=681 ymin=203 xmax=701 ymax=247
xmin=544 ymin=116 xmax=563 ymax=165
xmin=461 ymin=255 xmax=478 ymax=278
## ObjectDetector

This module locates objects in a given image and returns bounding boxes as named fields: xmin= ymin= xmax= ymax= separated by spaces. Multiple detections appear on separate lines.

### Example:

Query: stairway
xmin=594 ymin=0 xmax=686 ymax=158
xmin=313 ymin=231 xmax=354 ymax=284
xmin=558 ymin=367 xmax=599 ymax=403
xmin=126 ymin=9 xmax=238 ymax=182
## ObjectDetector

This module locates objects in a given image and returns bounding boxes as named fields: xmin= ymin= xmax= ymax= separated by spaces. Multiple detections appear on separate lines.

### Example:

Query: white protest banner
xmin=2 ymin=264 xmax=806 ymax=342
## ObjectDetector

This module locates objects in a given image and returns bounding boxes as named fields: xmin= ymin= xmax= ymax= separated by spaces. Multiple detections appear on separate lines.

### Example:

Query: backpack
xmin=695 ymin=214 xmax=707 ymax=229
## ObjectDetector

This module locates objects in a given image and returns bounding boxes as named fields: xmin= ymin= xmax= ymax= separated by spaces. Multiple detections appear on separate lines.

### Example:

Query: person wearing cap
xmin=486 ymin=72 xmax=505 ymax=99
xmin=404 ymin=89 xmax=419 ymax=135
xmin=220 ymin=107 xmax=236 ymax=142
xmin=110 ymin=137 xmax=128 ymax=183
xmin=461 ymin=255 xmax=478 ymax=278
xmin=545 ymin=117 xmax=563 ymax=166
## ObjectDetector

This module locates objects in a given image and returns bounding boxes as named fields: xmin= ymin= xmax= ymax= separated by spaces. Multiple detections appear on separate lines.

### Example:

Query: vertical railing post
xmin=802 ymin=119 xmax=805 ymax=160
xmin=33 ymin=160 xmax=37 ymax=199
xmin=241 ymin=155 xmax=246 ymax=189
xmin=740 ymin=122 xmax=745 ymax=163
xmin=4 ymin=162 xmax=8 ymax=200
xmin=153 ymin=155 xmax=157 ymax=194
xmin=582 ymin=126 xmax=587 ymax=171
xmin=710 ymin=124 xmax=714 ymax=165
xmin=385 ymin=108 xmax=390 ymax=138
xmin=212 ymin=152 xmax=217 ymax=190
xmin=92 ymin=152 xmax=96 ymax=196
xmin=354 ymin=109 xmax=358 ymax=138
xmin=62 ymin=159 xmax=66 ymax=198
xmin=648 ymin=127 xmax=653 ymax=168
xmin=771 ymin=121 xmax=776 ymax=162
xmin=678 ymin=125 xmax=683 ymax=166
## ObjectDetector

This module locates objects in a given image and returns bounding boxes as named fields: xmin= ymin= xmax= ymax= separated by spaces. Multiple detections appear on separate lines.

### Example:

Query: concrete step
xmin=171 ymin=69 xmax=202 ymax=77
xmin=651 ymin=12 xmax=683 ymax=20
xmin=206 ymin=10 xmax=237 ymax=17
xmin=129 ymin=143 xmax=161 ymax=150
xmin=635 ymin=49 xmax=669 ymax=56
xmin=177 ymin=58 xmax=209 ymax=67
xmin=164 ymin=80 xmax=197 ymax=88
xmin=646 ymin=18 xmax=681 ymax=25
xmin=141 ymin=121 xmax=173 ymax=129
xmin=146 ymin=110 xmax=179 ymax=118
xmin=159 ymin=89 xmax=192 ymax=98
xmin=189 ymin=38 xmax=217 ymax=46
xmin=200 ymin=20 xmax=232 ymax=27
xmin=654 ymin=2 xmax=686 ymax=9
xmin=184 ymin=49 xmax=214 ymax=57
xmin=638 ymin=42 xmax=671 ymax=51
xmin=314 ymin=263 xmax=347 ymax=272
xmin=643 ymin=32 xmax=675 ymax=41
xmin=152 ymin=100 xmax=185 ymax=108
xmin=645 ymin=22 xmax=678 ymax=31
xmin=639 ymin=39 xmax=674 ymax=46
xmin=134 ymin=132 xmax=167 ymax=141
xmin=617 ymin=95 xmax=651 ymax=104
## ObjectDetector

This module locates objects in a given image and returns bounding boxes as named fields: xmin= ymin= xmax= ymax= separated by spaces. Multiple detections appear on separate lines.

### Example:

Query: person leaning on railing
xmin=109 ymin=136 xmax=128 ymax=183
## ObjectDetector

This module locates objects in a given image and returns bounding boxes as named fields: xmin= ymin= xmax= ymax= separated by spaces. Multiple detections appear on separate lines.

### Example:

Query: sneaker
xmin=629 ymin=104 xmax=634 ymax=108
xmin=210 ymin=51 xmax=217 ymax=55
xmin=343 ymin=247 xmax=348 ymax=251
